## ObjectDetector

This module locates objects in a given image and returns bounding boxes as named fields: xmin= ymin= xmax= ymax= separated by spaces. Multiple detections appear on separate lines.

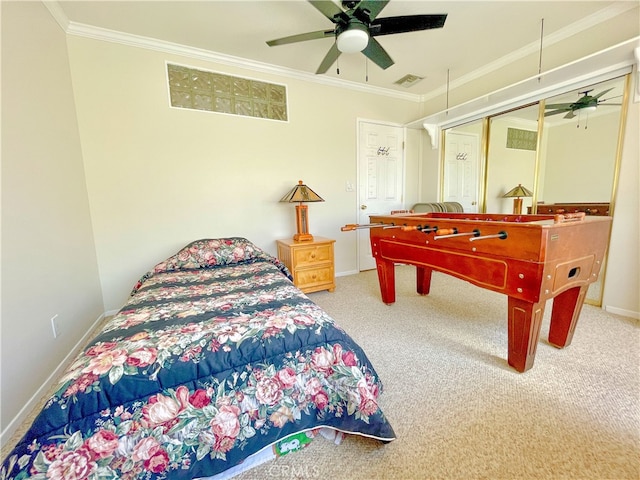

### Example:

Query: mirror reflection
xmin=442 ymin=120 xmax=483 ymax=213
xmin=441 ymin=74 xmax=627 ymax=305
xmin=536 ymin=76 xmax=624 ymax=214
xmin=485 ymin=103 xmax=540 ymax=215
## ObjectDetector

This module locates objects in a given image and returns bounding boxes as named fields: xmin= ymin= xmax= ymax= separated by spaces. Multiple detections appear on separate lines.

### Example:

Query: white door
xmin=357 ymin=121 xmax=405 ymax=270
xmin=443 ymin=132 xmax=480 ymax=212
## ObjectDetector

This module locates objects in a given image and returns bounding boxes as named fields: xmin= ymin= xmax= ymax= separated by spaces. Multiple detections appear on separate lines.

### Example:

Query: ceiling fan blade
xmin=353 ymin=0 xmax=390 ymax=23
xmin=592 ymin=87 xmax=614 ymax=100
xmin=267 ymin=29 xmax=335 ymax=47
xmin=316 ymin=43 xmax=342 ymax=74
xmin=370 ymin=14 xmax=447 ymax=36
xmin=599 ymin=95 xmax=622 ymax=104
xmin=362 ymin=37 xmax=394 ymax=70
xmin=564 ymin=111 xmax=576 ymax=119
xmin=544 ymin=109 xmax=571 ymax=117
xmin=308 ymin=0 xmax=349 ymax=24
xmin=545 ymin=103 xmax=573 ymax=110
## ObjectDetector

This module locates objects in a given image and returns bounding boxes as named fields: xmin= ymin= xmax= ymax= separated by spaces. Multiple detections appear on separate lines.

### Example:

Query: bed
xmin=2 ymin=238 xmax=395 ymax=479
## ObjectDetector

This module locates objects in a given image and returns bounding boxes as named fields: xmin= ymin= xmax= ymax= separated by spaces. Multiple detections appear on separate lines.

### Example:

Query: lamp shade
xmin=503 ymin=184 xmax=533 ymax=198
xmin=280 ymin=180 xmax=324 ymax=242
xmin=280 ymin=180 xmax=324 ymax=203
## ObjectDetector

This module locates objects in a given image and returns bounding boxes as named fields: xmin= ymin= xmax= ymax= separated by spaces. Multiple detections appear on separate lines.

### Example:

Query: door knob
xmin=360 ymin=205 xmax=367 ymax=210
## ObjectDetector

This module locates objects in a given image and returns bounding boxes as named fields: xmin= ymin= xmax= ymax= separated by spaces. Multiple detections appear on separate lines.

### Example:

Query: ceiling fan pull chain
xmin=366 ymin=57 xmax=369 ymax=82
xmin=538 ymin=18 xmax=544 ymax=82
xmin=446 ymin=68 xmax=450 ymax=114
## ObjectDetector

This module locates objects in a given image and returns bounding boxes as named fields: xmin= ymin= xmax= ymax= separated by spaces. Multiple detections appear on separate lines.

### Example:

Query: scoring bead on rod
xmin=433 ymin=228 xmax=481 ymax=240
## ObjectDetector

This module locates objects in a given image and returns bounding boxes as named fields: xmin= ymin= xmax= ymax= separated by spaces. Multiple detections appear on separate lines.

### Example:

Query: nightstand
xmin=276 ymin=237 xmax=336 ymax=293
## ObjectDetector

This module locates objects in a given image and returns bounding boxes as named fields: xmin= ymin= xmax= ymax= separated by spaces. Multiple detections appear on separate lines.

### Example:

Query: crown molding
xmin=45 ymin=8 xmax=419 ymax=103
xmin=42 ymin=1 xmax=637 ymax=105
xmin=418 ymin=2 xmax=639 ymax=103
xmin=411 ymin=35 xmax=639 ymax=149
xmin=42 ymin=1 xmax=69 ymax=31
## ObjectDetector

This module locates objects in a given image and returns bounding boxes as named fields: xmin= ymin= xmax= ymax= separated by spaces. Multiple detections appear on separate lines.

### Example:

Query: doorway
xmin=443 ymin=130 xmax=480 ymax=213
xmin=357 ymin=120 xmax=405 ymax=271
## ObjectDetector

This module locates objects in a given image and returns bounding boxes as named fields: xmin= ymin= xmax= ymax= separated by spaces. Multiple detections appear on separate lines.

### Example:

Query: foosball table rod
xmin=469 ymin=231 xmax=508 ymax=241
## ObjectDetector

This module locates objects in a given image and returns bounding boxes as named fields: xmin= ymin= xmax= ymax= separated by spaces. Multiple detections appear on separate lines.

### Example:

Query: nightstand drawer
xmin=292 ymin=244 xmax=333 ymax=267
xmin=295 ymin=265 xmax=335 ymax=289
xmin=276 ymin=237 xmax=336 ymax=294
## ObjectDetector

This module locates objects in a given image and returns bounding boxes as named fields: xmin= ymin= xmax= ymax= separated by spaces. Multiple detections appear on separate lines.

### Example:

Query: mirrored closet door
xmin=440 ymin=74 xmax=629 ymax=305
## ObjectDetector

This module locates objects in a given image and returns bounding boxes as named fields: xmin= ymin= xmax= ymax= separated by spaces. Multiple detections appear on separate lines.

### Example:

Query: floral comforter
xmin=1 ymin=238 xmax=395 ymax=480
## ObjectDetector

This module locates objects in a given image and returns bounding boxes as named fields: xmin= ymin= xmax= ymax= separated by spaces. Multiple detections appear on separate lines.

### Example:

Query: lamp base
xmin=294 ymin=204 xmax=314 ymax=242
xmin=513 ymin=198 xmax=523 ymax=215
xmin=293 ymin=233 xmax=314 ymax=242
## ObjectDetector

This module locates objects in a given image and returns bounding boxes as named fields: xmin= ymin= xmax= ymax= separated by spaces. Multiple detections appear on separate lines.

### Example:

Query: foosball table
xmin=342 ymin=212 xmax=612 ymax=372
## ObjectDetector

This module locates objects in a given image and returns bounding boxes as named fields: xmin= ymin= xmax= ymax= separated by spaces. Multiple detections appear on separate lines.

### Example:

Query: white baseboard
xmin=335 ymin=270 xmax=359 ymax=277
xmin=1 ymin=313 xmax=106 ymax=449
xmin=604 ymin=305 xmax=640 ymax=320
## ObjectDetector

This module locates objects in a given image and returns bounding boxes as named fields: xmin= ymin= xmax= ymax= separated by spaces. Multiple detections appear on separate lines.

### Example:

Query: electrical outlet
xmin=51 ymin=314 xmax=60 ymax=338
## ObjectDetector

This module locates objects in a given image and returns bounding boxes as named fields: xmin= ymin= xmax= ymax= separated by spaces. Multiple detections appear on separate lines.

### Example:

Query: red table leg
xmin=548 ymin=285 xmax=588 ymax=348
xmin=416 ymin=266 xmax=433 ymax=295
xmin=507 ymin=297 xmax=546 ymax=372
xmin=375 ymin=259 xmax=396 ymax=304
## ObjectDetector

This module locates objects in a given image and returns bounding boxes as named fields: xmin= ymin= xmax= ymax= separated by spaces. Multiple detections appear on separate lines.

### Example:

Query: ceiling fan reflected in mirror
xmin=266 ymin=0 xmax=447 ymax=74
xmin=544 ymin=88 xmax=622 ymax=119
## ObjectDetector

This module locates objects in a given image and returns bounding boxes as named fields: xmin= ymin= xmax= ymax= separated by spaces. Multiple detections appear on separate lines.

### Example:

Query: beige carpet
xmin=235 ymin=266 xmax=639 ymax=480
xmin=4 ymin=267 xmax=638 ymax=479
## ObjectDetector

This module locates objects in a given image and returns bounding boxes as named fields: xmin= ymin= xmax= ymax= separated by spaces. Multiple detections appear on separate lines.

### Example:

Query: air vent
xmin=394 ymin=74 xmax=424 ymax=88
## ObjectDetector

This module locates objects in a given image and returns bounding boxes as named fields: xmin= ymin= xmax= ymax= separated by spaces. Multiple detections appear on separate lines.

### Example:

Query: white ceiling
xmin=53 ymin=1 xmax=639 ymax=101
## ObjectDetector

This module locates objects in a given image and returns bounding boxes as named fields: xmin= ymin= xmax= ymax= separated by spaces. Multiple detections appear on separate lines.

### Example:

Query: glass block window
xmin=506 ymin=128 xmax=537 ymax=151
xmin=167 ymin=63 xmax=288 ymax=121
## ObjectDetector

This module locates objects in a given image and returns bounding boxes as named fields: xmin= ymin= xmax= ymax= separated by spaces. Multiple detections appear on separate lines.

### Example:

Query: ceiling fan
xmin=266 ymin=0 xmax=447 ymax=74
xmin=544 ymin=88 xmax=621 ymax=119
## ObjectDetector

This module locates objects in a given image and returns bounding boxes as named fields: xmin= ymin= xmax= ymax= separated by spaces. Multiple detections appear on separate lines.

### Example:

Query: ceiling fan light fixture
xmin=336 ymin=24 xmax=369 ymax=53
xmin=583 ymin=105 xmax=597 ymax=112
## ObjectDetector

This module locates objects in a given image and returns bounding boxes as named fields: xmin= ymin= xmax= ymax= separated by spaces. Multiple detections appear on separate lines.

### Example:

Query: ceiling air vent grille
xmin=394 ymin=74 xmax=424 ymax=88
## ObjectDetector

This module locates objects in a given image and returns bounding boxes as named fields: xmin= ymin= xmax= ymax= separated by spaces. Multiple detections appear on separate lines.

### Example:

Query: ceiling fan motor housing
xmin=336 ymin=20 xmax=370 ymax=53
xmin=266 ymin=1 xmax=448 ymax=74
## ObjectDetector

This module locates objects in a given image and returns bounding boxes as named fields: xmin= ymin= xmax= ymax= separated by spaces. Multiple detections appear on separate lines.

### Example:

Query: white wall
xmin=485 ymin=117 xmax=537 ymax=214
xmin=65 ymin=36 xmax=424 ymax=311
xmin=542 ymin=111 xmax=620 ymax=203
xmin=602 ymin=86 xmax=640 ymax=318
xmin=1 ymin=2 xmax=104 ymax=437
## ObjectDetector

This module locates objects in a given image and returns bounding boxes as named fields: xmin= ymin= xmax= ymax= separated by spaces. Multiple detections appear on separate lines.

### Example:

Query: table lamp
xmin=503 ymin=184 xmax=533 ymax=214
xmin=280 ymin=180 xmax=324 ymax=241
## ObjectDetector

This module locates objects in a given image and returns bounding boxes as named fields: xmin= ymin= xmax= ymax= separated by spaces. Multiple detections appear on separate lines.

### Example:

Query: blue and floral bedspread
xmin=1 ymin=238 xmax=395 ymax=480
